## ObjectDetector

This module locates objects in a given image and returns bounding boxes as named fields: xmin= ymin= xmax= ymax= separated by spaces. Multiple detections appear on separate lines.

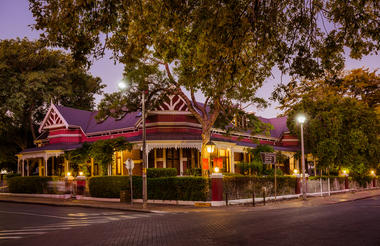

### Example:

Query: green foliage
xmin=147 ymin=168 xmax=177 ymax=178
xmin=89 ymin=176 xmax=142 ymax=199
xmin=64 ymin=142 xmax=91 ymax=176
xmin=0 ymin=38 xmax=104 ymax=169
xmin=89 ymin=176 xmax=209 ymax=201
xmin=236 ymin=160 xmax=263 ymax=175
xmin=29 ymin=0 xmax=380 ymax=145
xmin=283 ymin=78 xmax=380 ymax=171
xmin=8 ymin=176 xmax=57 ymax=194
xmin=248 ymin=144 xmax=274 ymax=161
xmin=88 ymin=137 xmax=133 ymax=175
xmin=263 ymin=168 xmax=284 ymax=176
xmin=350 ymin=163 xmax=373 ymax=187
xmin=5 ymin=173 xmax=21 ymax=179
xmin=185 ymin=168 xmax=202 ymax=176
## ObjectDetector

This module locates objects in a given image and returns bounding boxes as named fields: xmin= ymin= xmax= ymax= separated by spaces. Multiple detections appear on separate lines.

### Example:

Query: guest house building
xmin=16 ymin=95 xmax=304 ymax=177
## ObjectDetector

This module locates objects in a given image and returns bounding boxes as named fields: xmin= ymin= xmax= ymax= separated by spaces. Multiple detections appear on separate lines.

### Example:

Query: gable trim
xmin=38 ymin=104 xmax=69 ymax=133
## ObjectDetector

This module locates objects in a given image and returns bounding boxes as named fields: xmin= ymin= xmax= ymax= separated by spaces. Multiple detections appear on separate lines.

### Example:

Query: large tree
xmin=0 ymin=38 xmax=104 ymax=170
xmin=273 ymin=71 xmax=380 ymax=175
xmin=29 ymin=0 xmax=380 ymax=155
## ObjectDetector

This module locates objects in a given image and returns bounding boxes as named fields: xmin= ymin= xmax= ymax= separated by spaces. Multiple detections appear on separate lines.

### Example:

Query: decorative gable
xmin=38 ymin=104 xmax=69 ymax=133
xmin=158 ymin=95 xmax=189 ymax=112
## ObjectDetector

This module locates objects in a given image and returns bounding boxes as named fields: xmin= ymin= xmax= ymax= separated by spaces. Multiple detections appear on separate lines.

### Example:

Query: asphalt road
xmin=0 ymin=196 xmax=379 ymax=246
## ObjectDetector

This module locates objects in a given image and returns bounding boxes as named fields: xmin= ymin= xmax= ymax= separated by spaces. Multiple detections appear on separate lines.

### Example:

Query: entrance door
xmin=166 ymin=148 xmax=180 ymax=175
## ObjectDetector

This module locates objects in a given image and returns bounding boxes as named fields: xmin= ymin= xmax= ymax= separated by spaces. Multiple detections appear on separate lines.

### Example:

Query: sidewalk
xmin=0 ymin=189 xmax=379 ymax=213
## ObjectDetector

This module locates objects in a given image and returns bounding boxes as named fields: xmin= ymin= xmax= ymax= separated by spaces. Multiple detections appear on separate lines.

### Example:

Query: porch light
xmin=214 ymin=167 xmax=220 ymax=173
xmin=205 ymin=141 xmax=215 ymax=153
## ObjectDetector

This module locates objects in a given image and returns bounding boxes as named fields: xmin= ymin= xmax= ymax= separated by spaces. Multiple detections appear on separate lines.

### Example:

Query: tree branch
xmin=175 ymin=87 xmax=204 ymax=125
xmin=191 ymin=89 xmax=207 ymax=119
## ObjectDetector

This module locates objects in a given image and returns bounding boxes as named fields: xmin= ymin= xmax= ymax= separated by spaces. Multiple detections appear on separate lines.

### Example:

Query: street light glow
xmin=79 ymin=171 xmax=84 ymax=176
xmin=205 ymin=141 xmax=216 ymax=153
xmin=67 ymin=172 xmax=71 ymax=177
xmin=214 ymin=167 xmax=220 ymax=173
xmin=118 ymin=81 xmax=127 ymax=89
xmin=293 ymin=169 xmax=298 ymax=175
xmin=297 ymin=115 xmax=306 ymax=124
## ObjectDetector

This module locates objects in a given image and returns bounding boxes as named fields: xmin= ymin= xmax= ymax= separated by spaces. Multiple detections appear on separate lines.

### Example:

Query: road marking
xmin=0 ymin=236 xmax=22 ymax=240
xmin=1 ymin=211 xmax=159 ymax=242
xmin=0 ymin=228 xmax=71 ymax=233
xmin=0 ymin=210 xmax=68 ymax=219
xmin=0 ymin=232 xmax=46 ymax=236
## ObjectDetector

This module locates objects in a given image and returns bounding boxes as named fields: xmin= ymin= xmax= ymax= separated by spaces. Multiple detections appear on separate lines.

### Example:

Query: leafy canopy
xmin=284 ymin=88 xmax=379 ymax=171
xmin=0 ymin=38 xmax=104 ymax=170
xmin=29 ymin=0 xmax=380 ymax=143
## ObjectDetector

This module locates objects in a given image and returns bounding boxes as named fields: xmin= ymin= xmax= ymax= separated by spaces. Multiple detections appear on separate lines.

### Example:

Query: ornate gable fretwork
xmin=158 ymin=95 xmax=189 ymax=112
xmin=38 ymin=104 xmax=69 ymax=133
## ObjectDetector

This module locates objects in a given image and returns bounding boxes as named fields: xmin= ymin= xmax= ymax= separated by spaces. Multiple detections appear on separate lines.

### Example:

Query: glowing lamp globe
xmin=297 ymin=115 xmax=306 ymax=124
xmin=205 ymin=141 xmax=215 ymax=153
xmin=118 ymin=81 xmax=127 ymax=89
xmin=214 ymin=167 xmax=220 ymax=173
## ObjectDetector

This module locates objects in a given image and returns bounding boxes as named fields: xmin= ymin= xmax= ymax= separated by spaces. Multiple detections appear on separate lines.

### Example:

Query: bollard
xmin=211 ymin=173 xmax=224 ymax=201
xmin=295 ymin=177 xmax=301 ymax=194
xmin=76 ymin=175 xmax=86 ymax=196
xmin=252 ymin=191 xmax=255 ymax=207
xmin=345 ymin=177 xmax=349 ymax=190
xmin=225 ymin=192 xmax=229 ymax=206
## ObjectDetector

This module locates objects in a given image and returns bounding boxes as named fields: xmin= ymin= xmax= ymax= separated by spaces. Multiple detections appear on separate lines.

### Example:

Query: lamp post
xmin=142 ymin=90 xmax=147 ymax=208
xmin=297 ymin=115 xmax=307 ymax=200
xmin=118 ymin=81 xmax=147 ymax=208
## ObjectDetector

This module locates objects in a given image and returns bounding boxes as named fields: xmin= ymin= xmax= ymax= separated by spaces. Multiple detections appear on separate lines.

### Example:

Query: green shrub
xmin=185 ymin=168 xmax=202 ymax=176
xmin=8 ymin=176 xmax=57 ymax=194
xmin=89 ymin=176 xmax=209 ymax=201
xmin=89 ymin=176 xmax=142 ymax=198
xmin=6 ymin=173 xmax=21 ymax=179
xmin=263 ymin=168 xmax=283 ymax=176
xmin=147 ymin=168 xmax=177 ymax=178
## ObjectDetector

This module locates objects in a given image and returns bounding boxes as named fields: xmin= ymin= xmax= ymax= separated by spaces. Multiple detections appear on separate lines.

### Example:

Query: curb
xmin=0 ymin=198 xmax=154 ymax=213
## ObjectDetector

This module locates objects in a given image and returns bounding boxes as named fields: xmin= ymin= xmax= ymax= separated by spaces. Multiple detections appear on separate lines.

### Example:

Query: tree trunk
xmin=201 ymin=126 xmax=212 ymax=176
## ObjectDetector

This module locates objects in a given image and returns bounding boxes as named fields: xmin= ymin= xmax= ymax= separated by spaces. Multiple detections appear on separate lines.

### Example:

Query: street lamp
xmin=205 ymin=141 xmax=216 ymax=154
xmin=205 ymin=141 xmax=215 ymax=176
xmin=297 ymin=114 xmax=307 ymax=200
xmin=118 ymin=80 xmax=127 ymax=90
xmin=118 ymin=80 xmax=148 ymax=208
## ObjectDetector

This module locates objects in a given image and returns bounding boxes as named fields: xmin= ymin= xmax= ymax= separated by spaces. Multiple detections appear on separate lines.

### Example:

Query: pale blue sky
xmin=1 ymin=0 xmax=379 ymax=117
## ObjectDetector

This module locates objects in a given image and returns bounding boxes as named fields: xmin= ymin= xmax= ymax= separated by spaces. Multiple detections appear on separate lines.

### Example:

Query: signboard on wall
xmin=260 ymin=152 xmax=276 ymax=165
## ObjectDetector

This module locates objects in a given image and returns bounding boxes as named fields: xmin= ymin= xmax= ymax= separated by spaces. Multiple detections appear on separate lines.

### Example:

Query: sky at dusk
xmin=1 ymin=0 xmax=379 ymax=118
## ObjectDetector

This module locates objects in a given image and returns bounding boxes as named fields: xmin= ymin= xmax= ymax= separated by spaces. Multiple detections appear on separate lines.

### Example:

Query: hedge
xmin=8 ymin=176 xmax=57 ymax=194
xmin=147 ymin=168 xmax=177 ymax=178
xmin=89 ymin=176 xmax=209 ymax=201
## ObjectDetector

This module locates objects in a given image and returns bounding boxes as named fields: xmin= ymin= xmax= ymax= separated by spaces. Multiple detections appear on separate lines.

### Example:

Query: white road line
xmin=0 ymin=228 xmax=71 ymax=233
xmin=0 ymin=210 xmax=69 ymax=219
xmin=0 ymin=236 xmax=22 ymax=240
xmin=0 ymin=232 xmax=46 ymax=236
